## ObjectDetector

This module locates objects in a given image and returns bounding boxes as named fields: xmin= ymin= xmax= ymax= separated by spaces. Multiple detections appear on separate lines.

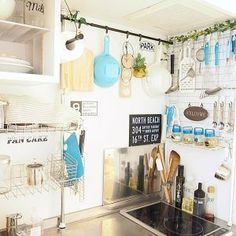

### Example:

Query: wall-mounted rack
xmin=61 ymin=15 xmax=173 ymax=45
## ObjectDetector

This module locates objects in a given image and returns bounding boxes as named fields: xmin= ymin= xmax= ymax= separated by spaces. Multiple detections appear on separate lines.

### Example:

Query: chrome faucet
xmin=6 ymin=213 xmax=22 ymax=236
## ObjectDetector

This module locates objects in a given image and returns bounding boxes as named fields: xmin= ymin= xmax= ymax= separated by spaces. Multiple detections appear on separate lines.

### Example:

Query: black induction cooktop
xmin=120 ymin=202 xmax=232 ymax=236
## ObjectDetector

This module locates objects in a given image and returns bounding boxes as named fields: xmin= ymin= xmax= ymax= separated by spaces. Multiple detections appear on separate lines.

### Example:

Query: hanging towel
xmin=60 ymin=48 xmax=94 ymax=91
xmin=64 ymin=132 xmax=84 ymax=179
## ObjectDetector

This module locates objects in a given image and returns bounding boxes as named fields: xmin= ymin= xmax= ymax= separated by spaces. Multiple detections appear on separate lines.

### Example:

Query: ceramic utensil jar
xmin=24 ymin=0 xmax=44 ymax=27
xmin=0 ymin=155 xmax=11 ymax=194
xmin=26 ymin=161 xmax=44 ymax=187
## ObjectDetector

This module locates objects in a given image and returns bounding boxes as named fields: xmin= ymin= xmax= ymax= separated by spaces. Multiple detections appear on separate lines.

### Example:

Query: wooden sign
xmin=184 ymin=105 xmax=208 ymax=121
xmin=129 ymin=114 xmax=161 ymax=146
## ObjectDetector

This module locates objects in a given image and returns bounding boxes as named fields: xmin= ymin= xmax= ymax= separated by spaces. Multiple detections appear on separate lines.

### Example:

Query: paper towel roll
xmin=60 ymin=31 xmax=85 ymax=64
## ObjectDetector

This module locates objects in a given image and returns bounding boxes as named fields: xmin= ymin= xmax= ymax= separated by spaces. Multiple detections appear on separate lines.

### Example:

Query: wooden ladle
xmin=167 ymin=150 xmax=181 ymax=203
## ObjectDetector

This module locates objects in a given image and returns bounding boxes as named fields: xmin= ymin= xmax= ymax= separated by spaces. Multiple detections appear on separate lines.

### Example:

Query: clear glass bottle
xmin=204 ymin=186 xmax=215 ymax=222
xmin=182 ymin=176 xmax=195 ymax=214
xmin=9 ymin=0 xmax=24 ymax=23
xmin=182 ymin=126 xmax=194 ymax=144
xmin=171 ymin=124 xmax=182 ymax=143
xmin=24 ymin=0 xmax=45 ymax=27
xmin=205 ymin=129 xmax=218 ymax=148
xmin=0 ymin=155 xmax=11 ymax=194
xmin=194 ymin=127 xmax=205 ymax=146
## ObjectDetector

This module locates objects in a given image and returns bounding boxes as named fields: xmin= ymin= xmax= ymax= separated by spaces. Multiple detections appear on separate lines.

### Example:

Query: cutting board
xmin=61 ymin=48 xmax=94 ymax=91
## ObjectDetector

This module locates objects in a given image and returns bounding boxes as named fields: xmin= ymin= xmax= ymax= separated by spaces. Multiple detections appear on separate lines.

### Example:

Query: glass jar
xmin=9 ymin=0 xmax=24 ymax=23
xmin=205 ymin=129 xmax=218 ymax=148
xmin=24 ymin=0 xmax=44 ymax=27
xmin=204 ymin=186 xmax=215 ymax=222
xmin=182 ymin=126 xmax=194 ymax=144
xmin=171 ymin=124 xmax=182 ymax=143
xmin=194 ymin=127 xmax=205 ymax=146
xmin=0 ymin=155 xmax=11 ymax=194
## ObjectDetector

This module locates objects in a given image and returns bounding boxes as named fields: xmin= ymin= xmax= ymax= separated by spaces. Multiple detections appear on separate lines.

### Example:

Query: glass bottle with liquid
xmin=182 ymin=176 xmax=195 ymax=214
xmin=204 ymin=186 xmax=216 ymax=222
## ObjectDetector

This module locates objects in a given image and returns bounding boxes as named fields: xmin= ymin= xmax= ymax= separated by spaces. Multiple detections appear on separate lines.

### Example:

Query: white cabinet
xmin=0 ymin=0 xmax=60 ymax=84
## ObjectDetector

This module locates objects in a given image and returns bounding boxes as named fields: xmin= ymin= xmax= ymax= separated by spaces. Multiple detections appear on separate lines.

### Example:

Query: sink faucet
xmin=6 ymin=213 xmax=22 ymax=236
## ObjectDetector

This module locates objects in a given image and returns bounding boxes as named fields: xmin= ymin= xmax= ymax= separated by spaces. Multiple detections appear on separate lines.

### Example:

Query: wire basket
xmin=49 ymin=154 xmax=85 ymax=197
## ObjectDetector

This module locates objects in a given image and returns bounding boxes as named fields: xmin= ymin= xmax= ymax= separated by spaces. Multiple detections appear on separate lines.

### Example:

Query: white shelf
xmin=166 ymin=139 xmax=225 ymax=151
xmin=0 ymin=71 xmax=57 ymax=85
xmin=0 ymin=20 xmax=49 ymax=43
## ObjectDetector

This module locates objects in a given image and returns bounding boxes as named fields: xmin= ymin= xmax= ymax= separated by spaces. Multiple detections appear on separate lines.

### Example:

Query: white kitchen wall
xmin=0 ymin=17 xmax=166 ymax=228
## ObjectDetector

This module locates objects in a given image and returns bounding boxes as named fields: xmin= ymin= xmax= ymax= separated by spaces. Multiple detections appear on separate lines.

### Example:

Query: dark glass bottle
xmin=175 ymin=165 xmax=185 ymax=208
xmin=137 ymin=155 xmax=144 ymax=192
xmin=193 ymin=182 xmax=206 ymax=217
xmin=125 ymin=162 xmax=131 ymax=187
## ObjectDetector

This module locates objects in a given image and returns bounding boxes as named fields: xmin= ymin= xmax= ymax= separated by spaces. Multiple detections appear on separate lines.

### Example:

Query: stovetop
xmin=120 ymin=202 xmax=232 ymax=236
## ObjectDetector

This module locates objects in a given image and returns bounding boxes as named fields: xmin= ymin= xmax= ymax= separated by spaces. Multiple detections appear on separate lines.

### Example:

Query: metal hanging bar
xmin=61 ymin=15 xmax=173 ymax=45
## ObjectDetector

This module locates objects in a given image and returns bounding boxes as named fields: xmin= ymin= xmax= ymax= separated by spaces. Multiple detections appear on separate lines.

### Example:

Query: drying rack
xmin=0 ymin=154 xmax=84 ymax=201
xmin=0 ymin=122 xmax=79 ymax=133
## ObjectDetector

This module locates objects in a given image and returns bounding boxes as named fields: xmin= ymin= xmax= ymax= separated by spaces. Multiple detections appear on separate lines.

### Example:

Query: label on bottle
xmin=193 ymin=197 xmax=205 ymax=217
xmin=176 ymin=182 xmax=184 ymax=208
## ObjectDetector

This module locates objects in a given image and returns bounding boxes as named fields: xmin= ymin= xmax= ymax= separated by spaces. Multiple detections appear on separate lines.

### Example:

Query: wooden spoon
xmin=167 ymin=150 xmax=181 ymax=203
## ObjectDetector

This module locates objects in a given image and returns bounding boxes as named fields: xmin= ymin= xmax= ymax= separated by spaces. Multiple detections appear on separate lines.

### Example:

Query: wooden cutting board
xmin=61 ymin=48 xmax=94 ymax=91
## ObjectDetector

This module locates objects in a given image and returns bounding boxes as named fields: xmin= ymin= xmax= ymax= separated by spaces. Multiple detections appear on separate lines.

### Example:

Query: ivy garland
xmin=169 ymin=20 xmax=236 ymax=43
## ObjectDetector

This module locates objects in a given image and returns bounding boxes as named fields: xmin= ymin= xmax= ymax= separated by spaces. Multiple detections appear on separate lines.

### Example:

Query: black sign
xmin=129 ymin=114 xmax=162 ymax=146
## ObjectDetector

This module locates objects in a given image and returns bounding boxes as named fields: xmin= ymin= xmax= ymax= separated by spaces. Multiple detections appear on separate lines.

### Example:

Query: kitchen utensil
xmin=225 ymin=102 xmax=233 ymax=132
xmin=179 ymin=45 xmax=196 ymax=91
xmin=225 ymin=37 xmax=231 ymax=63
xmin=147 ymin=147 xmax=158 ymax=193
xmin=166 ymin=150 xmax=180 ymax=203
xmin=215 ymin=142 xmax=232 ymax=181
xmin=0 ymin=0 xmax=15 ymax=19
xmin=26 ymin=161 xmax=44 ymax=187
xmin=61 ymin=48 xmax=94 ymax=91
xmin=0 ymin=155 xmax=11 ymax=194
xmin=218 ymin=102 xmax=225 ymax=130
xmin=94 ymin=35 xmax=121 ymax=87
xmin=165 ymin=53 xmax=178 ymax=94
xmin=121 ymin=41 xmax=134 ymax=69
xmin=64 ymin=132 xmax=84 ymax=179
xmin=120 ymin=40 xmax=133 ymax=97
xmin=212 ymin=101 xmax=218 ymax=128
xmin=144 ymin=43 xmax=172 ymax=96
xmin=196 ymin=44 xmax=205 ymax=74
xmin=180 ymin=67 xmax=195 ymax=81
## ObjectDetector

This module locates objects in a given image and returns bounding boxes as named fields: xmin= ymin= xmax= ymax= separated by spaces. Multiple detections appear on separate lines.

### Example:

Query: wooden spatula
xmin=167 ymin=150 xmax=181 ymax=203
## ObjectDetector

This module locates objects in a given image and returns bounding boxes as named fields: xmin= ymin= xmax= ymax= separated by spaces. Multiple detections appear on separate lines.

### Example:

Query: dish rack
xmin=0 ymin=155 xmax=85 ymax=202
xmin=0 ymin=122 xmax=79 ymax=133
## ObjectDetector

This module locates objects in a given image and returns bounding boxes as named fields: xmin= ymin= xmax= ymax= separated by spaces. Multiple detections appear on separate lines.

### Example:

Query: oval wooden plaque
xmin=184 ymin=106 xmax=208 ymax=121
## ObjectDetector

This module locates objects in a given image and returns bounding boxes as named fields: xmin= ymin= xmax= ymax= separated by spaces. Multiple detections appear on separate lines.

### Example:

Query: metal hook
xmin=105 ymin=26 xmax=108 ymax=34
xmin=78 ymin=20 xmax=82 ymax=29
xmin=200 ymin=103 xmax=203 ymax=108
xmin=139 ymin=34 xmax=142 ymax=42
xmin=126 ymin=31 xmax=129 ymax=39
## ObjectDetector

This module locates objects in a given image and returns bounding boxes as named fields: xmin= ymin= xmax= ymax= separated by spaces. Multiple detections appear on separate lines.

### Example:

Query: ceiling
xmin=63 ymin=0 xmax=236 ymax=36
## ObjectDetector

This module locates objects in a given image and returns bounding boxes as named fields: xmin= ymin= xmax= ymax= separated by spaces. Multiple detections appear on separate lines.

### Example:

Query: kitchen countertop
xmin=44 ymin=196 xmax=236 ymax=236
xmin=45 ymin=213 xmax=155 ymax=236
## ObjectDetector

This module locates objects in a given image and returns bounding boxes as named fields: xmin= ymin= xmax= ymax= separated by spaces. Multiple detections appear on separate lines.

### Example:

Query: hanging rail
xmin=61 ymin=15 xmax=173 ymax=45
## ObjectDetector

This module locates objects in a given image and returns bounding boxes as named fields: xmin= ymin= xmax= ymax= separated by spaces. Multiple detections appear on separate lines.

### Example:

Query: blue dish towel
xmin=64 ymin=132 xmax=84 ymax=179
